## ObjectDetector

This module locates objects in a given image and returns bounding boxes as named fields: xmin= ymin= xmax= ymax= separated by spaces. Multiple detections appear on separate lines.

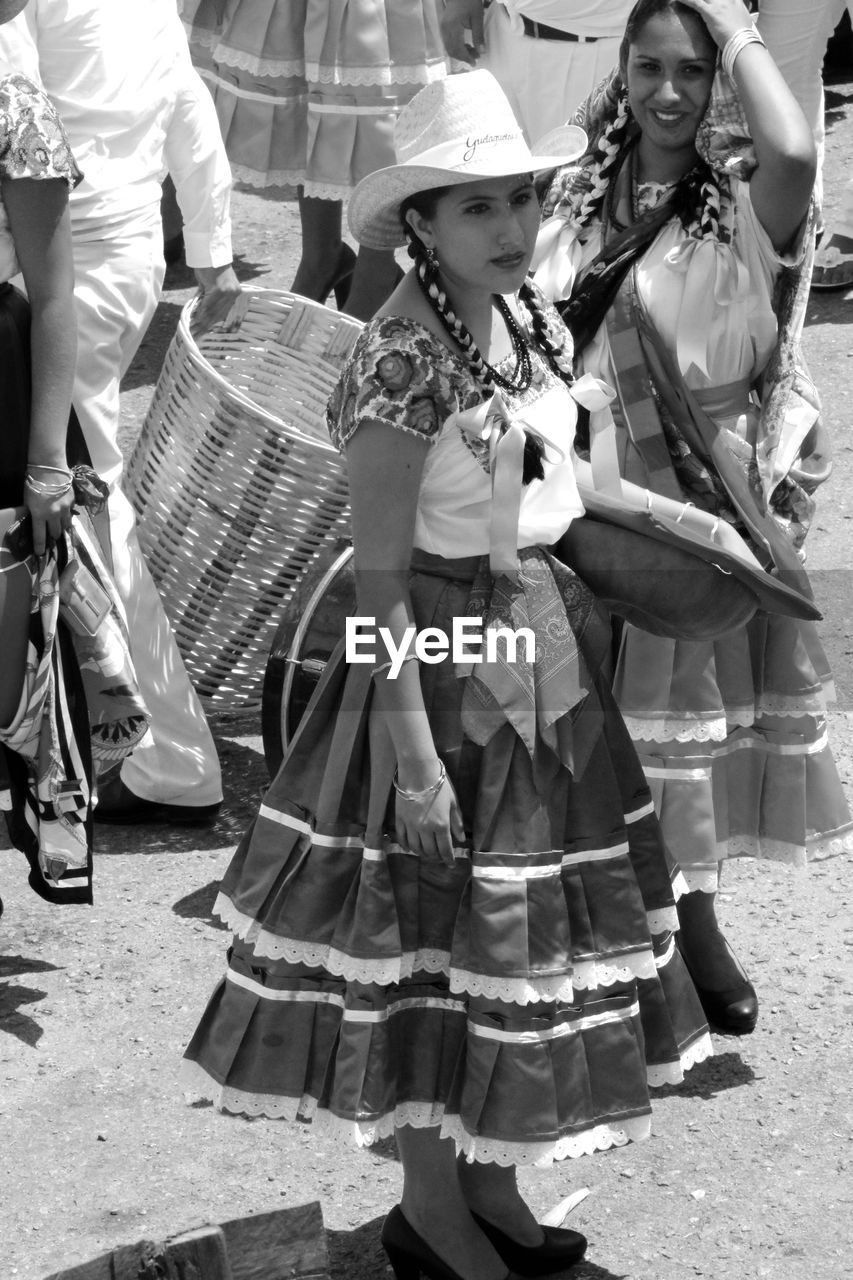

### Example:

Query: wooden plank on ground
xmin=42 ymin=1202 xmax=327 ymax=1280
xmin=220 ymin=1201 xmax=328 ymax=1280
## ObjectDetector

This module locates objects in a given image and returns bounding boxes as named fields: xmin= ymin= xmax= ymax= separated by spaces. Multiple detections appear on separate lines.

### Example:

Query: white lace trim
xmin=220 ymin=894 xmax=453 ymax=983
xmin=624 ymin=714 xmax=728 ymax=743
xmin=646 ymin=1031 xmax=715 ymax=1088
xmin=306 ymin=62 xmax=449 ymax=87
xmin=678 ymin=866 xmax=720 ymax=893
xmin=808 ymin=829 xmax=853 ymax=859
xmin=211 ymin=46 xmax=305 ymax=78
xmin=723 ymin=829 xmax=853 ymax=864
xmin=181 ymin=1059 xmax=653 ymax=1164
xmin=229 ymin=162 xmax=304 ymax=190
xmin=446 ymin=1113 xmax=651 ymax=1167
xmin=572 ymin=951 xmax=658 ymax=990
xmin=757 ymin=688 xmax=832 ymax=718
xmin=303 ymin=179 xmax=354 ymax=201
xmin=219 ymin=888 xmax=664 ymax=1000
xmin=625 ymin=686 xmax=833 ymax=745
xmin=647 ymin=905 xmax=680 ymax=934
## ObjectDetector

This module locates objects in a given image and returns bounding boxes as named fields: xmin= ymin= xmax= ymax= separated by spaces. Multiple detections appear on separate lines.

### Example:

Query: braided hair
xmin=399 ymin=194 xmax=579 ymax=482
xmin=550 ymin=0 xmax=735 ymax=246
xmin=400 ymin=196 xmax=576 ymax=393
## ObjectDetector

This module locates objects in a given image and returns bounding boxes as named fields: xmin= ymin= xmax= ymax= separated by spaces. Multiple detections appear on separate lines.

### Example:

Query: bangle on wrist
xmin=25 ymin=473 xmax=73 ymax=497
xmin=27 ymin=462 xmax=73 ymax=476
xmin=393 ymin=759 xmax=446 ymax=803
xmin=721 ymin=25 xmax=766 ymax=82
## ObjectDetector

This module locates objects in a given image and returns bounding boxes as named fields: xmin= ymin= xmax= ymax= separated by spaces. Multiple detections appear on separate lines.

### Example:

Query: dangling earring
xmin=425 ymin=245 xmax=439 ymax=270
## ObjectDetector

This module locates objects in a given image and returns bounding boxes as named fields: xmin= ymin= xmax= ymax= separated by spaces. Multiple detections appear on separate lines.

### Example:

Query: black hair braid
xmin=518 ymin=280 xmax=575 ymax=390
xmin=567 ymin=91 xmax=633 ymax=233
xmin=403 ymin=225 xmax=545 ymax=482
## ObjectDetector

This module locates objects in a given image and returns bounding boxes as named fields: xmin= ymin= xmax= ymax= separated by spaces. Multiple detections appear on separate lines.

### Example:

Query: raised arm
xmin=346 ymin=419 xmax=465 ymax=864
xmin=4 ymin=175 xmax=76 ymax=553
xmin=680 ymin=0 xmax=816 ymax=250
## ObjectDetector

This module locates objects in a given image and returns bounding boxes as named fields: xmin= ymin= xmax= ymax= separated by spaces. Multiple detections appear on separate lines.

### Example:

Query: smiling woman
xmin=535 ymin=0 xmax=852 ymax=1037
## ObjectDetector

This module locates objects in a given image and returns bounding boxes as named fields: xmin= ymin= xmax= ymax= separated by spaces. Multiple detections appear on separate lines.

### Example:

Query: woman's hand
xmin=24 ymin=467 xmax=75 ymax=556
xmin=395 ymin=765 xmax=466 ymax=867
xmin=677 ymin=0 xmax=754 ymax=47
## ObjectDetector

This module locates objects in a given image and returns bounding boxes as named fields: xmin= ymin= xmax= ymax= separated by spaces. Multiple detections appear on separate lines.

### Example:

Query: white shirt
xmin=507 ymin=1 xmax=634 ymax=39
xmin=0 ymin=0 xmax=232 ymax=267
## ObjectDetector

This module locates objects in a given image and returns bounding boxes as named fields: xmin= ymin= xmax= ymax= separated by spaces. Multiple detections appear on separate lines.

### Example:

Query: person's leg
xmin=341 ymin=245 xmax=402 ymax=321
xmin=291 ymin=191 xmax=354 ymax=303
xmin=455 ymin=1155 xmax=543 ymax=1247
xmin=71 ymin=218 xmax=222 ymax=808
xmin=393 ymin=1126 xmax=507 ymax=1280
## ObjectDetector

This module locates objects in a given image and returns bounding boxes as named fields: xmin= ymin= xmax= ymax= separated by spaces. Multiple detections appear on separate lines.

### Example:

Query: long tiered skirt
xmin=182 ymin=552 xmax=712 ymax=1164
xmin=614 ymin=611 xmax=853 ymax=892
xmin=182 ymin=0 xmax=448 ymax=195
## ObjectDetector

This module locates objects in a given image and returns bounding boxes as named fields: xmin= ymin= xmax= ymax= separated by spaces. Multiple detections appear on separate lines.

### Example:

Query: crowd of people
xmin=1 ymin=2 xmax=851 ymax=1278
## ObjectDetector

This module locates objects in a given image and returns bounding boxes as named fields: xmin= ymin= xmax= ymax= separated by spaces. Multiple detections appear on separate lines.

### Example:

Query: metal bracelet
xmin=25 ymin=474 xmax=73 ymax=497
xmin=721 ymin=26 xmax=765 ymax=82
xmin=393 ymin=759 xmax=446 ymax=803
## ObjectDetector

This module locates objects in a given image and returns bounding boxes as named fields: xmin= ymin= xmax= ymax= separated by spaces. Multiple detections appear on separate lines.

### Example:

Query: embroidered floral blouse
xmin=0 ymin=72 xmax=81 ymax=283
xmin=326 ymin=290 xmax=585 ymax=560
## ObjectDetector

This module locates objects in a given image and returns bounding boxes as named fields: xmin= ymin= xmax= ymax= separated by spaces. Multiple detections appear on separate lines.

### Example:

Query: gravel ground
xmin=2 ymin=71 xmax=853 ymax=1280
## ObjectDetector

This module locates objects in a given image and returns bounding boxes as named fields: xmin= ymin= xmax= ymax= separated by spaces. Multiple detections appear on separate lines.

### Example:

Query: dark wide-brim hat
xmin=348 ymin=70 xmax=587 ymax=251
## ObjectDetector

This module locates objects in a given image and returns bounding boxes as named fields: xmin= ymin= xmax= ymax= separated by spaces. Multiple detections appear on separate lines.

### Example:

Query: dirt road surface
xmin=2 ymin=75 xmax=853 ymax=1280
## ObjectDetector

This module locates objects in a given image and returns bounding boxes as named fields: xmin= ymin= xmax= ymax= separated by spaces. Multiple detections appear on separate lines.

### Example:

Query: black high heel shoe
xmin=381 ymin=1205 xmax=509 ymax=1280
xmin=470 ymin=1211 xmax=587 ymax=1275
xmin=327 ymin=242 xmax=356 ymax=309
xmin=679 ymin=936 xmax=759 ymax=1036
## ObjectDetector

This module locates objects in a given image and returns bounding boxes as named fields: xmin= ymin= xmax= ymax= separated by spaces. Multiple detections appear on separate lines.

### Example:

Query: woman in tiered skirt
xmin=182 ymin=0 xmax=448 ymax=318
xmin=182 ymin=70 xmax=713 ymax=1280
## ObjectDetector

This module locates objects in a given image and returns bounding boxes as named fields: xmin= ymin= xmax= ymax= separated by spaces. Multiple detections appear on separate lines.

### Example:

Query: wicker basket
xmin=124 ymin=289 xmax=362 ymax=708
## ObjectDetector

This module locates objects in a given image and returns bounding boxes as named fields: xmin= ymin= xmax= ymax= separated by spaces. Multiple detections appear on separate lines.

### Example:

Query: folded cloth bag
xmin=553 ymin=378 xmax=821 ymax=642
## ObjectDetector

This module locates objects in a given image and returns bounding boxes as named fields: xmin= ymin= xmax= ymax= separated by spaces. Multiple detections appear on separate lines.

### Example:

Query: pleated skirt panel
xmin=182 ymin=560 xmax=712 ymax=1164
xmin=184 ymin=0 xmax=448 ymax=194
xmin=613 ymin=613 xmax=853 ymax=889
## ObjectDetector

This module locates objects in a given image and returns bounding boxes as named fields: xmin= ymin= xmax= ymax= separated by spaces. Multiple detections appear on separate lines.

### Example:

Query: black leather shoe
xmin=679 ymin=939 xmax=759 ymax=1036
xmin=94 ymin=777 xmax=220 ymax=826
xmin=470 ymin=1211 xmax=587 ymax=1275
xmin=692 ymin=979 xmax=759 ymax=1036
xmin=381 ymin=1205 xmax=510 ymax=1280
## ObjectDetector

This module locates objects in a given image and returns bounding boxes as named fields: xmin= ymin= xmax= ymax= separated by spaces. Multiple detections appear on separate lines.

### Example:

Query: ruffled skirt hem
xmin=181 ymin=1025 xmax=714 ymax=1166
xmin=616 ymin=615 xmax=851 ymax=872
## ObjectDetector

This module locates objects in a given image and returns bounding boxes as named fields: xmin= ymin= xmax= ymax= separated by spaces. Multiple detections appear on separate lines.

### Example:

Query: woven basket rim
xmin=180 ymin=287 xmax=363 ymax=453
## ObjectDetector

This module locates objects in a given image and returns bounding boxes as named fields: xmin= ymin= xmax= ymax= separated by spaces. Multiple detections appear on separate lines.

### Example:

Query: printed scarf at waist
xmin=409 ymin=545 xmax=609 ymax=778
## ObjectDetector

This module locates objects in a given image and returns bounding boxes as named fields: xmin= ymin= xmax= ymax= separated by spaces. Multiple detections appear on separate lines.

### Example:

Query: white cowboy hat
xmin=348 ymin=70 xmax=587 ymax=251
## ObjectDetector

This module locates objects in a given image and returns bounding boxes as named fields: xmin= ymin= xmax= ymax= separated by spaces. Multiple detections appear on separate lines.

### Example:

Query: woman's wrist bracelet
xmin=393 ymin=759 xmax=446 ymax=803
xmin=721 ymin=26 xmax=766 ymax=82
xmin=27 ymin=462 xmax=73 ymax=477
xmin=372 ymin=652 xmax=418 ymax=677
xmin=25 ymin=473 xmax=73 ymax=497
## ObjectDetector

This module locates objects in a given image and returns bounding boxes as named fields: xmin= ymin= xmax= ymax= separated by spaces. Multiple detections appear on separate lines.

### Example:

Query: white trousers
xmin=758 ymin=0 xmax=852 ymax=221
xmin=481 ymin=4 xmax=624 ymax=142
xmin=72 ymin=211 xmax=222 ymax=805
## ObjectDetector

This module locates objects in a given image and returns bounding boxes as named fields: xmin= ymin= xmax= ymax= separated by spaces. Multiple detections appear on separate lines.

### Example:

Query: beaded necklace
xmin=414 ymin=259 xmax=534 ymax=395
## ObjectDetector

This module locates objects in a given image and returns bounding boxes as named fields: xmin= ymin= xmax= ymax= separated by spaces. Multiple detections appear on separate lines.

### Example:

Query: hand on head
xmin=675 ymin=0 xmax=755 ymax=47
